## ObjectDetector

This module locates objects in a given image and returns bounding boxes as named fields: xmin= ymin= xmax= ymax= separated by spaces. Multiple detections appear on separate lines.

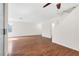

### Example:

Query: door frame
xmin=3 ymin=3 xmax=8 ymax=56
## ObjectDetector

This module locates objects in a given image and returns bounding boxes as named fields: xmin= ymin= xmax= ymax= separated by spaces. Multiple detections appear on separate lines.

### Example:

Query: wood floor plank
xmin=8 ymin=35 xmax=79 ymax=56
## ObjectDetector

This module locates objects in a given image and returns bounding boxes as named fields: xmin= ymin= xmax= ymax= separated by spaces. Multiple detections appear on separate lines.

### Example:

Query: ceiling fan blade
xmin=43 ymin=3 xmax=51 ymax=8
xmin=56 ymin=3 xmax=61 ymax=9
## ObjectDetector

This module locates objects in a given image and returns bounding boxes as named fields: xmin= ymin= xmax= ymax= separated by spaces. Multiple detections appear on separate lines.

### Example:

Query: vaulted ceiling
xmin=8 ymin=3 xmax=78 ymax=23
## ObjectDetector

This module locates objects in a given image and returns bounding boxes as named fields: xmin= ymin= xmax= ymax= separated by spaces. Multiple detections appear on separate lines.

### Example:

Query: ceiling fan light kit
xmin=56 ymin=3 xmax=61 ymax=9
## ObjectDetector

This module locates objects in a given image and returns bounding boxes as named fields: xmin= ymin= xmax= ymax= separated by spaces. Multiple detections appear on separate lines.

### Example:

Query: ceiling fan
xmin=43 ymin=3 xmax=61 ymax=9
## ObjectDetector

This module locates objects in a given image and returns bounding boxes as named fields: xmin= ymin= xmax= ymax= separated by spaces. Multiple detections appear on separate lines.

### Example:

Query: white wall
xmin=8 ymin=21 xmax=42 ymax=37
xmin=52 ymin=6 xmax=79 ymax=51
xmin=41 ymin=14 xmax=68 ymax=39
xmin=42 ymin=21 xmax=52 ymax=38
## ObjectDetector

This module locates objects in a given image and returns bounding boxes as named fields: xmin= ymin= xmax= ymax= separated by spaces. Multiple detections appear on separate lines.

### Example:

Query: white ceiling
xmin=8 ymin=3 xmax=79 ymax=23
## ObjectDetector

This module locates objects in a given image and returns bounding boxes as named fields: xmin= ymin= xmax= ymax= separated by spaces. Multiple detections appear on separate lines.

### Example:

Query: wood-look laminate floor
xmin=8 ymin=35 xmax=79 ymax=56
